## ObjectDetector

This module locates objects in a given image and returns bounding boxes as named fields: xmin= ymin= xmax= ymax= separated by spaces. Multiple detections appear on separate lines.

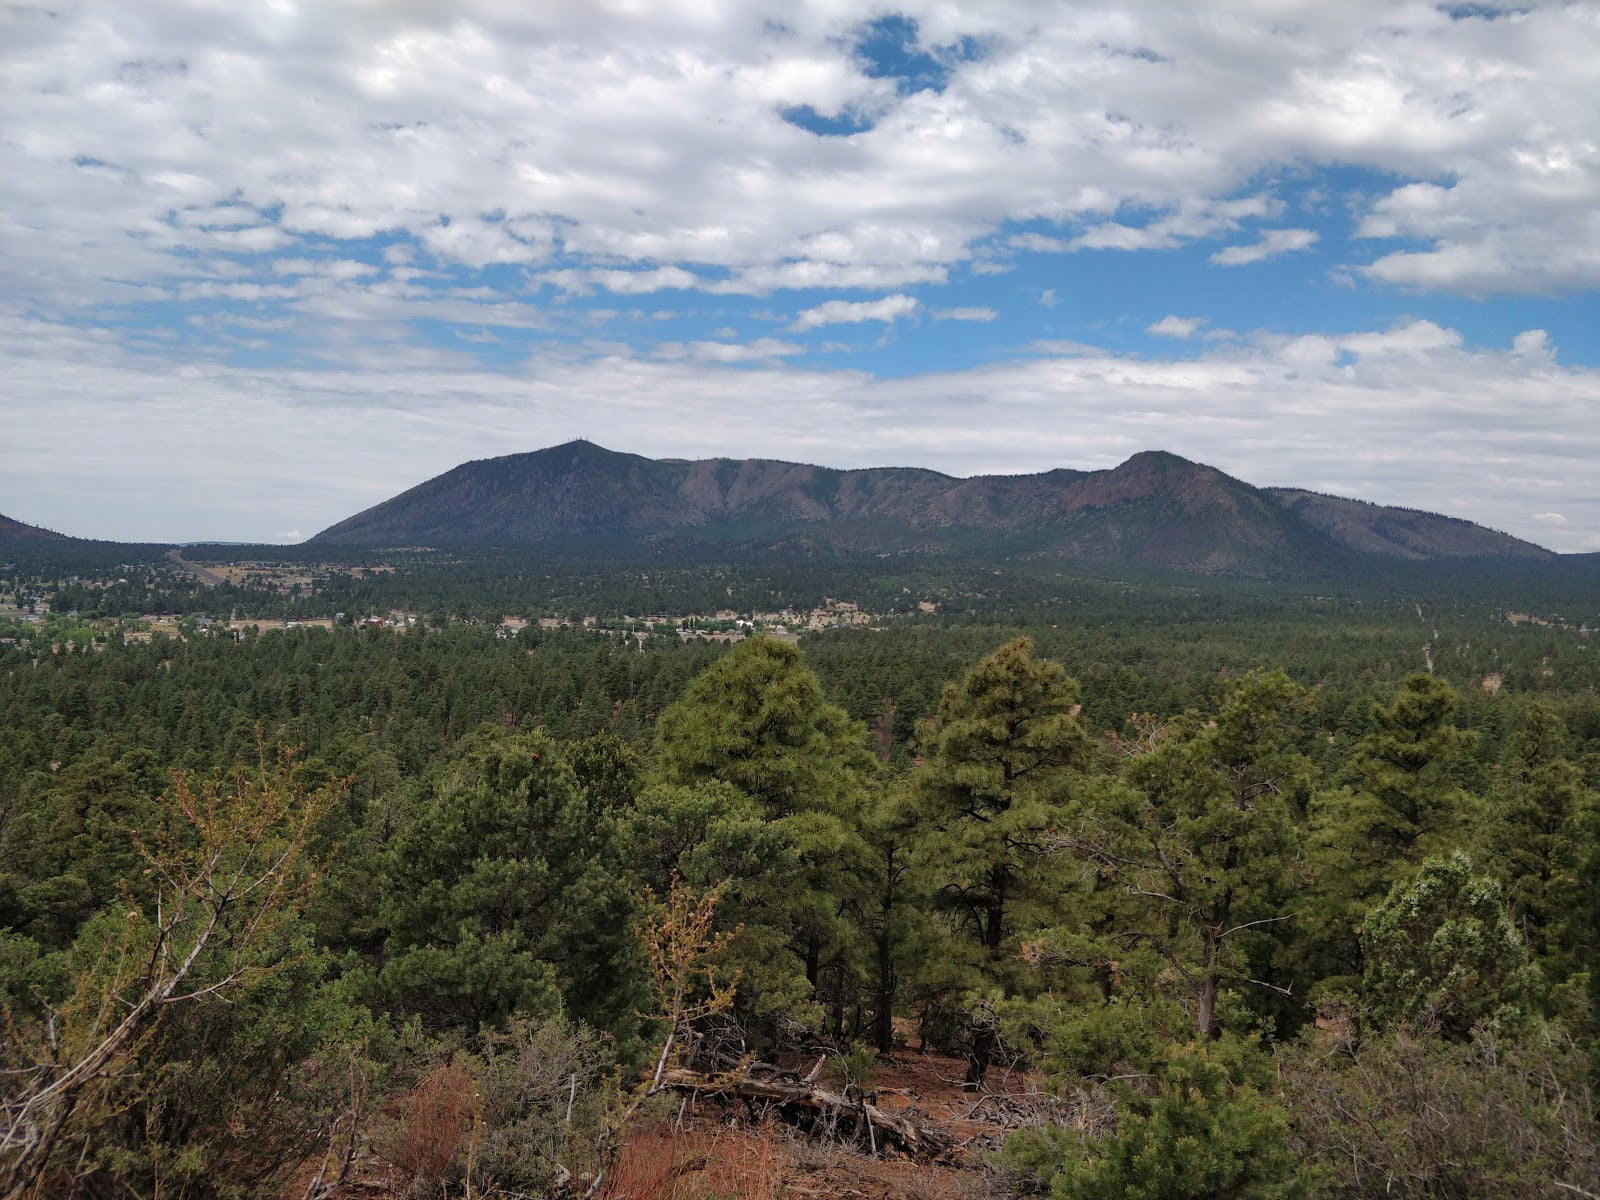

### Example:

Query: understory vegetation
xmin=1 ymin=582 xmax=1598 ymax=1198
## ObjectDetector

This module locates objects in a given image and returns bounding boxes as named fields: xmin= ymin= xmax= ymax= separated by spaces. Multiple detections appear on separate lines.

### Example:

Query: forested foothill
xmin=2 ymin=541 xmax=1599 ymax=1199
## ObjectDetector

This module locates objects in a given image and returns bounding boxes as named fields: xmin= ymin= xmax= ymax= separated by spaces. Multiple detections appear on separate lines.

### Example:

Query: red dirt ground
xmin=300 ymin=1047 xmax=1021 ymax=1199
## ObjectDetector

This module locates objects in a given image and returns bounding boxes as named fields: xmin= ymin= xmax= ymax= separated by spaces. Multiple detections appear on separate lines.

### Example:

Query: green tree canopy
xmin=370 ymin=726 xmax=641 ymax=1035
xmin=910 ymin=636 xmax=1092 ymax=1084
xmin=1361 ymin=850 xmax=1537 ymax=1039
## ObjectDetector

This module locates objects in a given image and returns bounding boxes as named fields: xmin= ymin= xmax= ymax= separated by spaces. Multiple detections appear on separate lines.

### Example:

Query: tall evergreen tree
xmin=1062 ymin=671 xmax=1308 ymax=1040
xmin=644 ymin=637 xmax=876 ymax=1030
xmin=652 ymin=636 xmax=874 ymax=822
xmin=1302 ymin=673 xmax=1477 ymax=987
xmin=910 ymin=637 xmax=1091 ymax=1086
xmin=1349 ymin=673 xmax=1478 ymax=857
xmin=1480 ymin=703 xmax=1590 ymax=963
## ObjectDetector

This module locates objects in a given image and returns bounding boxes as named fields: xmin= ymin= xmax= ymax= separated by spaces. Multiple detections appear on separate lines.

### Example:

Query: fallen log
xmin=658 ymin=1067 xmax=954 ymax=1160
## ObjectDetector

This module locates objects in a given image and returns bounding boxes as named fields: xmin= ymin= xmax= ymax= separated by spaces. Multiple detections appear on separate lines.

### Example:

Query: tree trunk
xmin=1196 ymin=972 xmax=1219 ymax=1039
xmin=829 ymin=963 xmax=848 ymax=1040
xmin=965 ymin=874 xmax=1008 ymax=1089
xmin=873 ymin=930 xmax=896 ymax=1052
xmin=1196 ymin=932 xmax=1221 ymax=1039
xmin=964 ymin=1025 xmax=995 ymax=1091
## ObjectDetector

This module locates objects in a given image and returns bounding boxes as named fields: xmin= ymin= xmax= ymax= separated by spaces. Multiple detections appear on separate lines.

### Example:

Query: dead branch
xmin=655 ymin=1067 xmax=954 ymax=1160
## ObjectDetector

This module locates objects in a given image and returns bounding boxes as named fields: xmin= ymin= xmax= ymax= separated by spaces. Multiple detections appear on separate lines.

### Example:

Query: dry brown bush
xmin=600 ymin=1124 xmax=783 ymax=1200
xmin=386 ymin=1062 xmax=474 ymax=1195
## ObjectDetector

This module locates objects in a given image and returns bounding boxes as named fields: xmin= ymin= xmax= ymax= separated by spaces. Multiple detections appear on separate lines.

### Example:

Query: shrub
xmin=1280 ymin=1023 xmax=1600 ymax=1199
xmin=1001 ymin=1038 xmax=1307 ymax=1200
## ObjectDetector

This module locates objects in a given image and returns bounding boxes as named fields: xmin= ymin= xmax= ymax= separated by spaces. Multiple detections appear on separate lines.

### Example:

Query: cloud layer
xmin=6 ymin=1 xmax=1599 ymax=309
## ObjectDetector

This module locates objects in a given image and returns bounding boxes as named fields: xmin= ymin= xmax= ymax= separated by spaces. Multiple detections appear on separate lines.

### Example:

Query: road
xmin=165 ymin=548 xmax=227 ymax=587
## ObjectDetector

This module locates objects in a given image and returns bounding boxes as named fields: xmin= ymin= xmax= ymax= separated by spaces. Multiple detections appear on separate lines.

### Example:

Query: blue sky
xmin=3 ymin=3 xmax=1598 ymax=547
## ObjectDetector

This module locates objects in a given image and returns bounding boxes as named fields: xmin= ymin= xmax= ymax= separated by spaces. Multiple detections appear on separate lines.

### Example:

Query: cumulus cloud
xmin=5 ymin=313 xmax=1598 ymax=552
xmin=652 ymin=338 xmax=802 ymax=362
xmin=934 ymin=307 xmax=996 ymax=322
xmin=4 ymin=0 xmax=1598 ymax=315
xmin=541 ymin=266 xmax=701 ymax=295
xmin=272 ymin=258 xmax=380 ymax=281
xmin=1147 ymin=315 xmax=1206 ymax=338
xmin=790 ymin=294 xmax=918 ymax=331
xmin=1073 ymin=197 xmax=1281 ymax=254
xmin=1512 ymin=329 xmax=1553 ymax=359
xmin=1210 ymin=228 xmax=1319 ymax=266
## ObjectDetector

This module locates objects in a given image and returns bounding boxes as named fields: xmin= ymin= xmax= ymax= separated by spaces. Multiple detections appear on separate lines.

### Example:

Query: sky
xmin=2 ymin=1 xmax=1598 ymax=550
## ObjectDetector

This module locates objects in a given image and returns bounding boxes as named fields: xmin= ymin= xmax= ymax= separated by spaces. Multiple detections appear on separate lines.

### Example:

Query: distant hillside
xmin=1265 ymin=488 xmax=1549 ymax=562
xmin=0 ymin=514 xmax=70 ymax=541
xmin=309 ymin=441 xmax=1554 ymax=579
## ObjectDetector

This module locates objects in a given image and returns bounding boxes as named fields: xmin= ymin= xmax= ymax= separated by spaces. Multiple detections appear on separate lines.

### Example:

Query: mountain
xmin=308 ymin=440 xmax=1552 ymax=577
xmin=0 ymin=514 xmax=69 ymax=541
xmin=1263 ymin=488 xmax=1547 ymax=561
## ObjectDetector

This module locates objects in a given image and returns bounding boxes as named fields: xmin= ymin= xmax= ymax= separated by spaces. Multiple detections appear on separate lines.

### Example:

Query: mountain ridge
xmin=307 ymin=441 xmax=1551 ymax=578
xmin=0 ymin=514 xmax=71 ymax=541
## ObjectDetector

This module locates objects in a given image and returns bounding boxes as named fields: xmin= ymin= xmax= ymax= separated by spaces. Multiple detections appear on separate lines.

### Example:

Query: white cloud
xmin=790 ymin=294 xmax=918 ymax=332
xmin=1210 ymin=228 xmax=1319 ymax=266
xmin=1029 ymin=339 xmax=1104 ymax=357
xmin=1531 ymin=512 xmax=1568 ymax=525
xmin=1336 ymin=321 xmax=1461 ymax=358
xmin=5 ymin=0 xmax=1598 ymax=315
xmin=1512 ymin=329 xmax=1552 ymax=359
xmin=541 ymin=266 xmax=701 ymax=295
xmin=1147 ymin=315 xmax=1206 ymax=338
xmin=711 ymin=261 xmax=948 ymax=296
xmin=652 ymin=338 xmax=802 ymax=362
xmin=5 ymin=313 xmax=1598 ymax=553
xmin=1074 ymin=197 xmax=1281 ymax=254
xmin=1007 ymin=233 xmax=1070 ymax=253
xmin=272 ymin=258 xmax=380 ymax=281
xmin=934 ymin=307 xmax=996 ymax=322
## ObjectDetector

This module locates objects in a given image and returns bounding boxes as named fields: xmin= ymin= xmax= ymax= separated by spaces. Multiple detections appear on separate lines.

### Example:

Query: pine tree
xmin=371 ymin=726 xmax=640 ymax=1034
xmin=851 ymin=784 xmax=936 ymax=1051
xmin=1350 ymin=673 xmax=1478 ymax=856
xmin=1003 ymin=1038 xmax=1307 ymax=1200
xmin=643 ymin=637 xmax=876 ymax=1030
xmin=1302 ymin=673 xmax=1477 ymax=987
xmin=652 ymin=635 xmax=874 ymax=822
xmin=1062 ymin=670 xmax=1308 ymax=1040
xmin=910 ymin=637 xmax=1091 ymax=1086
xmin=1481 ymin=703 xmax=1589 ymax=962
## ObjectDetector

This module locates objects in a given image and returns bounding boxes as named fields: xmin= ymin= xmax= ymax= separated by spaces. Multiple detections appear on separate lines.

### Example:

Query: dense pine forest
xmin=2 ymin=563 xmax=1598 ymax=1199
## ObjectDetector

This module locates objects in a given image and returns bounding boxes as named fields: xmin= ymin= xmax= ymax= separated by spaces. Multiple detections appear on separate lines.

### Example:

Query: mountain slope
xmin=0 ymin=514 xmax=69 ymax=541
xmin=1265 ymin=488 xmax=1551 ymax=561
xmin=309 ymin=441 xmax=1551 ymax=577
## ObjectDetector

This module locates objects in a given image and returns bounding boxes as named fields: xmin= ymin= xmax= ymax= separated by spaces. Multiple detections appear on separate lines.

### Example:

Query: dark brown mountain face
xmin=0 ymin=514 xmax=69 ymax=541
xmin=1265 ymin=488 xmax=1552 ymax=561
xmin=308 ymin=440 xmax=1551 ymax=577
